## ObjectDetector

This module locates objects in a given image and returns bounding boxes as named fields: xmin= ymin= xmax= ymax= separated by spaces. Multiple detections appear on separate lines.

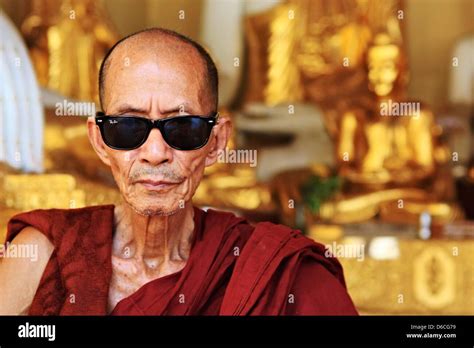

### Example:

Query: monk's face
xmin=88 ymin=37 xmax=230 ymax=216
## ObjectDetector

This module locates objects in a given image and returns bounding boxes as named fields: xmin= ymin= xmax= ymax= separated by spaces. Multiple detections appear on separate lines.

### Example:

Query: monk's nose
xmin=137 ymin=128 xmax=173 ymax=165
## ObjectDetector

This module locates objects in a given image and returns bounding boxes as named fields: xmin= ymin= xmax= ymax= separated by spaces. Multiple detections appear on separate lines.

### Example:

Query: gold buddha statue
xmin=22 ymin=0 xmax=118 ymax=102
xmin=319 ymin=33 xmax=459 ymax=224
xmin=241 ymin=0 xmax=459 ymax=225
xmin=337 ymin=33 xmax=440 ymax=187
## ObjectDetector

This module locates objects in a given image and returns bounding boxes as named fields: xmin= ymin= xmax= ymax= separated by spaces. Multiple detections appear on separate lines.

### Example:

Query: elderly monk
xmin=0 ymin=28 xmax=357 ymax=315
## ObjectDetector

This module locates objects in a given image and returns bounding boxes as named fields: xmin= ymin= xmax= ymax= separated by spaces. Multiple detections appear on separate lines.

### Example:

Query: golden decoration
xmin=338 ymin=239 xmax=474 ymax=314
xmin=413 ymin=246 xmax=456 ymax=310
xmin=264 ymin=3 xmax=304 ymax=105
xmin=4 ymin=174 xmax=85 ymax=210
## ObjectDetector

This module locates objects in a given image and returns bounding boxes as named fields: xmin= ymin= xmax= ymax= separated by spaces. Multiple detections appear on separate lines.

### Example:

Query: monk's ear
xmin=205 ymin=114 xmax=231 ymax=167
xmin=87 ymin=117 xmax=111 ymax=167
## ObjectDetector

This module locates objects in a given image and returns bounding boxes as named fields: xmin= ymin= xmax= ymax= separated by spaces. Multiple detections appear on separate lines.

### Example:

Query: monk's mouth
xmin=135 ymin=180 xmax=181 ymax=191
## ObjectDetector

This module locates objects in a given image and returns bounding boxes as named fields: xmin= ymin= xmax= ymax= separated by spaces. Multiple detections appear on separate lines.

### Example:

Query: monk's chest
xmin=107 ymin=255 xmax=186 ymax=314
xmin=107 ymin=257 xmax=144 ymax=313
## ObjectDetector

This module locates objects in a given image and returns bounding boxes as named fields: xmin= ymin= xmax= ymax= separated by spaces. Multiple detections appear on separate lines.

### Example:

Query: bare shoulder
xmin=0 ymin=226 xmax=54 ymax=315
xmin=5 ymin=226 xmax=53 ymax=249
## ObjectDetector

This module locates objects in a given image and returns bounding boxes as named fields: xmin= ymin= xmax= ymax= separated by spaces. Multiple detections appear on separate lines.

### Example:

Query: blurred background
xmin=0 ymin=0 xmax=473 ymax=314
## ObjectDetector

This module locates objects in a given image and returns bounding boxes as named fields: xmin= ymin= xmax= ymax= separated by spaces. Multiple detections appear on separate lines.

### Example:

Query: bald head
xmin=98 ymin=28 xmax=218 ymax=111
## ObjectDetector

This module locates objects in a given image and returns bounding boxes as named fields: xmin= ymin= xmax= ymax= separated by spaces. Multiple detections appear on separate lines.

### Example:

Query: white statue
xmin=201 ymin=0 xmax=282 ymax=107
xmin=0 ymin=11 xmax=44 ymax=172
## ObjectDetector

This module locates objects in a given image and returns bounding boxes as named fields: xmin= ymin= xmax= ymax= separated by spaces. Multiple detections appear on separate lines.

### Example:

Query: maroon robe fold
xmin=5 ymin=205 xmax=357 ymax=315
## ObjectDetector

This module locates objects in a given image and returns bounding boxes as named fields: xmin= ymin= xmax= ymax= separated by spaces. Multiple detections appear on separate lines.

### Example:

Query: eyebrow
xmin=113 ymin=102 xmax=199 ymax=116
xmin=115 ymin=104 xmax=148 ymax=114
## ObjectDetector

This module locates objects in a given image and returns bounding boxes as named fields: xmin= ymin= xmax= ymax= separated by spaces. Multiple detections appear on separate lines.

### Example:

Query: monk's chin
xmin=137 ymin=208 xmax=180 ymax=217
xmin=127 ymin=201 xmax=182 ymax=217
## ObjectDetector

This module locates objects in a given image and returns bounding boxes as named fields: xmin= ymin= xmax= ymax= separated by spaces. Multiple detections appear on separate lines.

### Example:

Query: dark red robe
xmin=5 ymin=205 xmax=357 ymax=315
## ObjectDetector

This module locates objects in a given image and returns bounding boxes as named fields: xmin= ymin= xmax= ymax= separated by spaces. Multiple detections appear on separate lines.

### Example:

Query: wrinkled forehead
xmin=102 ymin=37 xmax=210 ymax=113
xmin=109 ymin=34 xmax=205 ymax=70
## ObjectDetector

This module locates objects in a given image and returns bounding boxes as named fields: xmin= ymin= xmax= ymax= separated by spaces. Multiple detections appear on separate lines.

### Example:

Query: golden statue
xmin=21 ymin=0 xmax=118 ymax=102
xmin=337 ymin=33 xmax=441 ymax=186
xmin=317 ymin=32 xmax=458 ymax=224
xmin=242 ymin=0 xmax=460 ymax=225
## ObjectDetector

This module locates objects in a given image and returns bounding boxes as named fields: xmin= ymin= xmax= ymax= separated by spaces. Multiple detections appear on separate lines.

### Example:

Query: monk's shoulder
xmin=8 ymin=204 xmax=114 ymax=226
xmin=247 ymin=220 xmax=315 ymax=249
xmin=239 ymin=221 xmax=357 ymax=314
xmin=6 ymin=204 xmax=114 ymax=245
xmin=0 ymin=226 xmax=54 ymax=314
xmin=288 ymin=258 xmax=358 ymax=315
xmin=230 ymin=219 xmax=255 ymax=240
xmin=52 ymin=204 xmax=115 ymax=221
xmin=5 ymin=225 xmax=53 ymax=255
xmin=203 ymin=207 xmax=255 ymax=242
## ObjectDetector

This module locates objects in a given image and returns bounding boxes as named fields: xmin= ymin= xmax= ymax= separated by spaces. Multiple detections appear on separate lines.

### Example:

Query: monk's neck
xmin=113 ymin=202 xmax=195 ymax=270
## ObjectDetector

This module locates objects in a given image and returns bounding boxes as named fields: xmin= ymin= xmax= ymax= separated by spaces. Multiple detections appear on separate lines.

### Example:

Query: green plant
xmin=301 ymin=175 xmax=341 ymax=214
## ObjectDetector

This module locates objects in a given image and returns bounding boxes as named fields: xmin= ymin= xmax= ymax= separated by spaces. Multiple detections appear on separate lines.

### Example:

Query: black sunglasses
xmin=95 ymin=111 xmax=219 ymax=151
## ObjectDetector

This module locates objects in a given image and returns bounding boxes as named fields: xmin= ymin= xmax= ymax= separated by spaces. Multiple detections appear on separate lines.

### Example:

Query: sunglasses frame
xmin=95 ymin=111 xmax=219 ymax=151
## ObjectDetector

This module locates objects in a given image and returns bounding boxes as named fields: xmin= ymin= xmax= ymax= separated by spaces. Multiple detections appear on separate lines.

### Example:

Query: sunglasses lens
xmin=163 ymin=117 xmax=212 ymax=150
xmin=102 ymin=117 xmax=148 ymax=149
xmin=98 ymin=115 xmax=215 ymax=151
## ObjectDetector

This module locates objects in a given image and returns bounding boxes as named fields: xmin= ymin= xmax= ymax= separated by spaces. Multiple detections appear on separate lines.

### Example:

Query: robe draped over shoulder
xmin=5 ymin=205 xmax=357 ymax=315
